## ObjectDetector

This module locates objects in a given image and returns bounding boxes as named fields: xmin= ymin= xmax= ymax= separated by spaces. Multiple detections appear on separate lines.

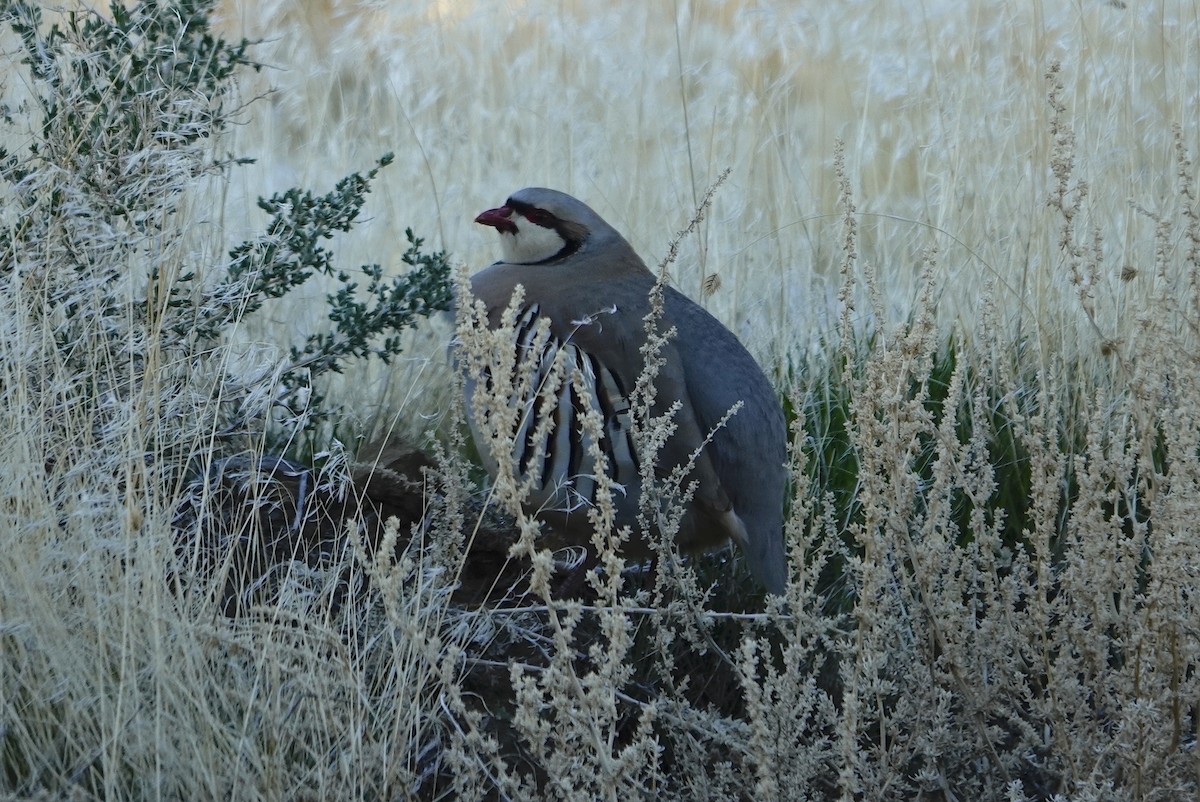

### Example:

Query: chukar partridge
xmin=467 ymin=188 xmax=787 ymax=594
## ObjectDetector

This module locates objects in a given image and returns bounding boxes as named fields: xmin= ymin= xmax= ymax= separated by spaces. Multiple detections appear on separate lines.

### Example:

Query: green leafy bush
xmin=0 ymin=0 xmax=451 ymax=464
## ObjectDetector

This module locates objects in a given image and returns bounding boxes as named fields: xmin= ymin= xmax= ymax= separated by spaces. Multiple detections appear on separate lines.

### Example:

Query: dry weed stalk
xmin=792 ymin=74 xmax=1200 ymax=801
xmin=454 ymin=253 xmax=665 ymax=798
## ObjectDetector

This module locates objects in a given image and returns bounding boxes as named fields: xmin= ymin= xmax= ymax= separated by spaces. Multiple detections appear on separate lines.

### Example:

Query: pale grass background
xmin=193 ymin=0 xmax=1200 ymax=440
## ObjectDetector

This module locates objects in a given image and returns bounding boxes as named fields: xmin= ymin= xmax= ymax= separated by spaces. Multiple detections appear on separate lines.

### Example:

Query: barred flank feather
xmin=481 ymin=303 xmax=639 ymax=517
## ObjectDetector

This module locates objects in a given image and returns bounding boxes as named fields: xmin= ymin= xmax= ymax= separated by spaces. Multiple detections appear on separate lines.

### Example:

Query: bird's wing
xmin=648 ymin=338 xmax=736 ymax=515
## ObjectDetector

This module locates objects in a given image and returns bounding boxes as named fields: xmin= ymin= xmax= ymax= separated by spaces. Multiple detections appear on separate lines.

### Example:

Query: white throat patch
xmin=500 ymin=214 xmax=568 ymax=264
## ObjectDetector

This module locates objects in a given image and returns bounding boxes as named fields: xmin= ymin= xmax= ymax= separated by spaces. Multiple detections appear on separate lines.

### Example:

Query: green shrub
xmin=0 ymin=0 xmax=451 ymax=468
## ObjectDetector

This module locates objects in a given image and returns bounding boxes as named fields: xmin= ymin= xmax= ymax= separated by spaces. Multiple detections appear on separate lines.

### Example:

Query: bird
xmin=465 ymin=187 xmax=787 ymax=595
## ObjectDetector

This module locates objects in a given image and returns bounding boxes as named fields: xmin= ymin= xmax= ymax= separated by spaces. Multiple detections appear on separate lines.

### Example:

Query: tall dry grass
xmin=211 ymin=0 xmax=1200 ymax=425
xmin=3 ymin=0 xmax=1200 ymax=800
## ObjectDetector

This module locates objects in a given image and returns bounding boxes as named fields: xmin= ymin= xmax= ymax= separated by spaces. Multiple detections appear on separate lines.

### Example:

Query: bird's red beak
xmin=474 ymin=205 xmax=518 ymax=235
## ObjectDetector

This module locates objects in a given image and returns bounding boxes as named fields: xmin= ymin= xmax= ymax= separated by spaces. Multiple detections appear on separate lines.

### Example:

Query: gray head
xmin=474 ymin=187 xmax=623 ymax=265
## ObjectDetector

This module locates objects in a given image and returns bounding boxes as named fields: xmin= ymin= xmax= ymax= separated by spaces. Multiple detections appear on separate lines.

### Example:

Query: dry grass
xmin=4 ymin=0 xmax=1200 ymax=799
xmin=210 ymin=0 xmax=1200 ymax=416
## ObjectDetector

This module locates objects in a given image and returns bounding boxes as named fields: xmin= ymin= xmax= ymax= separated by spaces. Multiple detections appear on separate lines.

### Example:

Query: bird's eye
xmin=524 ymin=209 xmax=554 ymax=227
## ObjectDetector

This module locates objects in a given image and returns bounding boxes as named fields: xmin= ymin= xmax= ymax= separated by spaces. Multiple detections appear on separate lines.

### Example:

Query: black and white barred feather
xmin=472 ymin=303 xmax=639 ymax=518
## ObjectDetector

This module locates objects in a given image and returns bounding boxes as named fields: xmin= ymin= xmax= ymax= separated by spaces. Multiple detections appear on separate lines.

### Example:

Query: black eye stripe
xmin=508 ymin=200 xmax=555 ymax=228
